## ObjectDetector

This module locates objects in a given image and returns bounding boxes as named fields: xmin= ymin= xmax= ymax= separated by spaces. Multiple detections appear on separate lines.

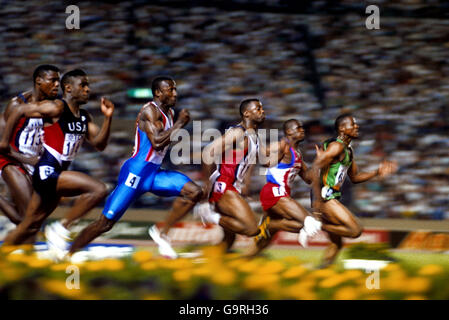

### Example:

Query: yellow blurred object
xmin=141 ymin=261 xmax=157 ymax=271
xmin=243 ymin=273 xmax=280 ymax=290
xmin=40 ymin=279 xmax=85 ymax=299
xmin=281 ymin=256 xmax=302 ymax=265
xmin=363 ymin=294 xmax=384 ymax=300
xmin=282 ymin=266 xmax=308 ymax=279
xmin=402 ymin=277 xmax=430 ymax=294
xmin=320 ymin=274 xmax=348 ymax=289
xmin=50 ymin=263 xmax=72 ymax=272
xmin=142 ymin=295 xmax=164 ymax=300
xmin=237 ymin=260 xmax=261 ymax=273
xmin=26 ymin=257 xmax=52 ymax=269
xmin=201 ymin=245 xmax=226 ymax=259
xmin=334 ymin=286 xmax=360 ymax=300
xmin=102 ymin=259 xmax=125 ymax=271
xmin=418 ymin=264 xmax=444 ymax=276
xmin=210 ymin=268 xmax=236 ymax=286
xmin=404 ymin=295 xmax=427 ymax=300
xmin=253 ymin=261 xmax=285 ymax=275
xmin=309 ymin=268 xmax=337 ymax=279
xmin=173 ymin=269 xmax=192 ymax=282
xmin=132 ymin=250 xmax=152 ymax=263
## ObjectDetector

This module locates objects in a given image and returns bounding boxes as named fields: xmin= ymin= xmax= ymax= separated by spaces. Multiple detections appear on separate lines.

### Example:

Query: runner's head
xmin=335 ymin=113 xmax=359 ymax=139
xmin=239 ymin=99 xmax=265 ymax=125
xmin=61 ymin=69 xmax=90 ymax=105
xmin=152 ymin=76 xmax=177 ymax=108
xmin=33 ymin=65 xmax=60 ymax=99
xmin=283 ymin=119 xmax=305 ymax=143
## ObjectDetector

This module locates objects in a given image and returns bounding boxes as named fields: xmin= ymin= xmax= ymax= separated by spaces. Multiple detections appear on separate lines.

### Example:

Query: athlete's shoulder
xmin=139 ymin=102 xmax=158 ymax=119
xmin=79 ymin=108 xmax=91 ymax=120
xmin=323 ymin=138 xmax=344 ymax=154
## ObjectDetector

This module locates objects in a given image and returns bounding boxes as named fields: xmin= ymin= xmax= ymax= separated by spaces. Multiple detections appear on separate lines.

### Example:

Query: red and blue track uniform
xmin=102 ymin=101 xmax=191 ymax=221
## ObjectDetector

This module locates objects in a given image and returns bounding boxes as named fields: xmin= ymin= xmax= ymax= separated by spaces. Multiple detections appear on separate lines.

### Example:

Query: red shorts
xmin=209 ymin=177 xmax=239 ymax=203
xmin=260 ymin=182 xmax=290 ymax=211
xmin=0 ymin=154 xmax=26 ymax=174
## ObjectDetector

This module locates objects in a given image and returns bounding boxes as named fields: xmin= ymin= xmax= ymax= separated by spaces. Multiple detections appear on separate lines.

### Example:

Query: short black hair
xmin=239 ymin=98 xmax=260 ymax=117
xmin=61 ymin=69 xmax=87 ymax=92
xmin=33 ymin=65 xmax=60 ymax=84
xmin=335 ymin=113 xmax=353 ymax=132
xmin=283 ymin=119 xmax=301 ymax=134
xmin=152 ymin=76 xmax=174 ymax=96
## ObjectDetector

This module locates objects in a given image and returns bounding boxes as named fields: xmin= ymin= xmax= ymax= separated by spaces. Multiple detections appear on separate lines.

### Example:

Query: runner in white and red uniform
xmin=1 ymin=69 xmax=114 ymax=252
xmin=0 ymin=65 xmax=59 ymax=229
xmin=196 ymin=98 xmax=265 ymax=251
xmin=245 ymin=119 xmax=322 ymax=257
xmin=208 ymin=123 xmax=258 ymax=203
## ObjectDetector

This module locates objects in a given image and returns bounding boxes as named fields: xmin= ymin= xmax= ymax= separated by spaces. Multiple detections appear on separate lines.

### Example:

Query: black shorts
xmin=32 ymin=150 xmax=70 ymax=199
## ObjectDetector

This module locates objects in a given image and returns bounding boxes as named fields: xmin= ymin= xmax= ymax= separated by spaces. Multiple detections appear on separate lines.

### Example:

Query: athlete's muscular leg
xmin=245 ymin=211 xmax=303 ymax=257
xmin=319 ymin=199 xmax=363 ymax=238
xmin=270 ymin=197 xmax=309 ymax=228
xmin=215 ymin=190 xmax=259 ymax=237
xmin=320 ymin=232 xmax=343 ymax=268
xmin=3 ymin=192 xmax=59 ymax=245
xmin=1 ymin=166 xmax=33 ymax=224
xmin=69 ymin=215 xmax=116 ymax=254
xmin=56 ymin=171 xmax=108 ymax=229
xmin=160 ymin=181 xmax=203 ymax=236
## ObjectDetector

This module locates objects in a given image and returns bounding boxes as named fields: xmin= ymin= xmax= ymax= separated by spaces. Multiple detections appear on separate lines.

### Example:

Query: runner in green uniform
xmin=310 ymin=114 xmax=397 ymax=267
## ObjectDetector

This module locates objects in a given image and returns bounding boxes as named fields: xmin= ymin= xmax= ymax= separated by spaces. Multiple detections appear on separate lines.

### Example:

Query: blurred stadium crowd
xmin=0 ymin=0 xmax=448 ymax=219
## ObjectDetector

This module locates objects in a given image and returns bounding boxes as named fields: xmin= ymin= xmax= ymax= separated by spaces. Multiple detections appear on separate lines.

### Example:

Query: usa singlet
xmin=209 ymin=125 xmax=259 ymax=203
xmin=102 ymin=101 xmax=191 ymax=221
xmin=32 ymin=99 xmax=89 ymax=198
xmin=260 ymin=146 xmax=304 ymax=211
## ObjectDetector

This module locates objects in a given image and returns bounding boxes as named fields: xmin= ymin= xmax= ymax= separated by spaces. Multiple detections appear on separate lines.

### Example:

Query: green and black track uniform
xmin=320 ymin=138 xmax=353 ymax=201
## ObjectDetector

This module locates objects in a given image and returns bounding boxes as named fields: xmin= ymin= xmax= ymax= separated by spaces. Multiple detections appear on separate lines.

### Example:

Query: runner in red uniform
xmin=0 ymin=65 xmax=59 ymax=235
xmin=196 ymin=99 xmax=265 ymax=250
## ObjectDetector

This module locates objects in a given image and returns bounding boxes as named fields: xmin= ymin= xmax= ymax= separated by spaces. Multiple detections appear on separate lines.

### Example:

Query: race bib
xmin=39 ymin=165 xmax=55 ymax=180
xmin=272 ymin=186 xmax=286 ymax=197
xmin=125 ymin=173 xmax=141 ymax=189
xmin=214 ymin=181 xmax=226 ymax=194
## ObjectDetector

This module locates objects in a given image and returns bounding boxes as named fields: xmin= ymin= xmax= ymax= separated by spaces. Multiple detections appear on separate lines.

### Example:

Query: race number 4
xmin=125 ymin=173 xmax=141 ymax=189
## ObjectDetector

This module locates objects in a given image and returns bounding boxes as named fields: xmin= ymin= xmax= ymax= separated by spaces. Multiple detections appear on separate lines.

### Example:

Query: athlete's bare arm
xmin=348 ymin=159 xmax=397 ymax=183
xmin=299 ymin=161 xmax=312 ymax=185
xmin=0 ymin=99 xmax=64 ymax=153
xmin=139 ymin=105 xmax=189 ymax=151
xmin=85 ymin=97 xmax=114 ymax=151
xmin=310 ymin=142 xmax=344 ymax=208
xmin=261 ymin=140 xmax=287 ymax=168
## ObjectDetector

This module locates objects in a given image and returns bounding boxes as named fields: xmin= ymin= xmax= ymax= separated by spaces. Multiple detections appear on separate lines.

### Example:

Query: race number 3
xmin=125 ymin=173 xmax=141 ymax=189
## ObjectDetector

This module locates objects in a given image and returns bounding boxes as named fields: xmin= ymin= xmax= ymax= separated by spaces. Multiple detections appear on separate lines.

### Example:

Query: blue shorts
xmin=102 ymin=158 xmax=191 ymax=221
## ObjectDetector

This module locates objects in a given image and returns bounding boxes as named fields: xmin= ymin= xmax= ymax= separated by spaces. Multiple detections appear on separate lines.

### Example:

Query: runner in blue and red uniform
xmin=0 ymin=69 xmax=114 ymax=253
xmin=245 ymin=119 xmax=322 ymax=257
xmin=68 ymin=76 xmax=203 ymax=259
